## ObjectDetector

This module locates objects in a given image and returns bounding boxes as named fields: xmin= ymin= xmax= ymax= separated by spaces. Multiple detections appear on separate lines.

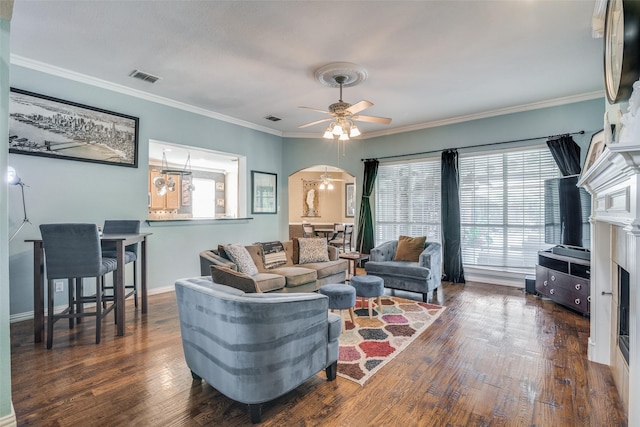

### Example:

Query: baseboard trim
xmin=9 ymin=285 xmax=175 ymax=323
xmin=0 ymin=405 xmax=17 ymax=427
xmin=464 ymin=266 xmax=532 ymax=288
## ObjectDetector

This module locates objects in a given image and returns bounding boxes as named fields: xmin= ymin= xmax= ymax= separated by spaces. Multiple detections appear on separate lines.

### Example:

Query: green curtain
xmin=441 ymin=150 xmax=465 ymax=283
xmin=356 ymin=159 xmax=379 ymax=254
xmin=546 ymin=135 xmax=581 ymax=176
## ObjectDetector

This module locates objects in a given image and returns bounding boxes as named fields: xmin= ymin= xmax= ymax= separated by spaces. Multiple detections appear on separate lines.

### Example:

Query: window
xmin=374 ymin=145 xmax=560 ymax=271
xmin=148 ymin=140 xmax=245 ymax=220
xmin=375 ymin=159 xmax=441 ymax=245
xmin=459 ymin=147 xmax=560 ymax=268
xmin=191 ymin=178 xmax=216 ymax=218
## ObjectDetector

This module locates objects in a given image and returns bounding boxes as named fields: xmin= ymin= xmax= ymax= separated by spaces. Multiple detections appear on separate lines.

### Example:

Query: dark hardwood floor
xmin=10 ymin=279 xmax=627 ymax=426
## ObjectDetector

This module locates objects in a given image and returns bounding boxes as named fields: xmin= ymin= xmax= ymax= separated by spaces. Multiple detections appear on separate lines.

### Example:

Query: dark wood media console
xmin=535 ymin=249 xmax=590 ymax=316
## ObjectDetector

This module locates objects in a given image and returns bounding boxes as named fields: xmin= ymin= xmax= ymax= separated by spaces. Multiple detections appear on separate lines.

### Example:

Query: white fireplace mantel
xmin=578 ymin=139 xmax=640 ymax=425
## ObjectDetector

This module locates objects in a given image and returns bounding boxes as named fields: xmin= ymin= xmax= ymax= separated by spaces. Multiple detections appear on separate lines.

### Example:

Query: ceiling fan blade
xmin=298 ymin=117 xmax=333 ymax=129
xmin=299 ymin=106 xmax=331 ymax=114
xmin=353 ymin=114 xmax=392 ymax=125
xmin=346 ymin=100 xmax=373 ymax=115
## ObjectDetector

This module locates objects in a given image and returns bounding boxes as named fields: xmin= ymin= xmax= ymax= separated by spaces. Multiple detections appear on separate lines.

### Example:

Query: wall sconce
xmin=7 ymin=166 xmax=31 ymax=242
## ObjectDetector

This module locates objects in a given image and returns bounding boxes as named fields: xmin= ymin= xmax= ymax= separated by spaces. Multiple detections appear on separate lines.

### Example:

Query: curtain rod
xmin=361 ymin=130 xmax=585 ymax=162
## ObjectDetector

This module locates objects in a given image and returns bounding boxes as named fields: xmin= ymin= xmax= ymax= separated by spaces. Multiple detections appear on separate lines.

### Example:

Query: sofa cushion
xmin=223 ymin=244 xmax=259 ymax=276
xmin=241 ymin=244 xmax=266 ymax=272
xmin=298 ymin=238 xmax=330 ymax=264
xmin=252 ymin=272 xmax=287 ymax=292
xmin=268 ymin=266 xmax=317 ymax=288
xmin=299 ymin=259 xmax=349 ymax=280
xmin=365 ymin=260 xmax=431 ymax=280
xmin=193 ymin=276 xmax=247 ymax=296
xmin=292 ymin=237 xmax=300 ymax=264
xmin=281 ymin=240 xmax=296 ymax=266
xmin=259 ymin=241 xmax=288 ymax=269
xmin=394 ymin=235 xmax=426 ymax=262
xmin=217 ymin=244 xmax=230 ymax=260
xmin=211 ymin=266 xmax=260 ymax=293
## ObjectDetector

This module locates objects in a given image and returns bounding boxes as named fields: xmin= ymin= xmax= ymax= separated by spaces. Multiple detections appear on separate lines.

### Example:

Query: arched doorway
xmin=287 ymin=165 xmax=356 ymax=239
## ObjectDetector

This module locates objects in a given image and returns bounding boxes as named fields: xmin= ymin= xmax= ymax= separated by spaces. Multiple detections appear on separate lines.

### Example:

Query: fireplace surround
xmin=578 ymin=113 xmax=640 ymax=423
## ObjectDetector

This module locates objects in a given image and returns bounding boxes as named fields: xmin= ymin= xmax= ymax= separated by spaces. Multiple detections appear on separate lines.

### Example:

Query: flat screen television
xmin=544 ymin=175 xmax=591 ymax=253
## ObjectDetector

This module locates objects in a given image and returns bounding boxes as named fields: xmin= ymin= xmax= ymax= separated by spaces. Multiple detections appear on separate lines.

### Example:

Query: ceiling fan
xmin=298 ymin=75 xmax=392 ymax=140
xmin=308 ymin=168 xmax=345 ymax=190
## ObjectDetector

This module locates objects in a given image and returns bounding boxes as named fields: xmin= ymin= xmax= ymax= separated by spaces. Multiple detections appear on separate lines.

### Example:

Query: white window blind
xmin=375 ymin=159 xmax=441 ymax=245
xmin=459 ymin=147 xmax=560 ymax=268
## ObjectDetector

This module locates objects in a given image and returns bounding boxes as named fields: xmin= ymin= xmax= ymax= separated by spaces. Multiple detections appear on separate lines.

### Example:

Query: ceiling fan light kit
xmin=299 ymin=62 xmax=391 ymax=140
xmin=310 ymin=167 xmax=344 ymax=191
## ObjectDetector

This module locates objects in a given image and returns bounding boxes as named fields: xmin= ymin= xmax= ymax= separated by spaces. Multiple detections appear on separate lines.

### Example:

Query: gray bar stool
xmin=101 ymin=220 xmax=141 ymax=308
xmin=40 ymin=223 xmax=118 ymax=349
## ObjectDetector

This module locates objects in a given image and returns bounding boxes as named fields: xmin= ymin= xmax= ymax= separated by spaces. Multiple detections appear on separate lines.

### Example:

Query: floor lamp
xmin=8 ymin=166 xmax=30 ymax=243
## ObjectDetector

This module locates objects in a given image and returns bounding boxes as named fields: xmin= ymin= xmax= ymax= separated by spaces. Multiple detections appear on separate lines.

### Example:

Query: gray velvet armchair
xmin=174 ymin=276 xmax=341 ymax=424
xmin=364 ymin=239 xmax=442 ymax=302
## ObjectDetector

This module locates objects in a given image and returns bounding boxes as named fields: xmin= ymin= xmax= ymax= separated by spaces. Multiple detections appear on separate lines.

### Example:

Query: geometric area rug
xmin=337 ymin=296 xmax=446 ymax=386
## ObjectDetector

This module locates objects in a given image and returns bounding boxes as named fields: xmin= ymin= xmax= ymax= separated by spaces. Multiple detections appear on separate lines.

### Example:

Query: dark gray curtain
xmin=546 ymin=135 xmax=581 ymax=176
xmin=356 ymin=159 xmax=378 ymax=254
xmin=441 ymin=150 xmax=465 ymax=283
xmin=547 ymin=135 xmax=583 ymax=244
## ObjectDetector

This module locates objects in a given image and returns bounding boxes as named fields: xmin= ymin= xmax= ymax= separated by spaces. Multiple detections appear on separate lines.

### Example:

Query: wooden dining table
xmin=314 ymin=228 xmax=337 ymax=240
xmin=26 ymin=232 xmax=152 ymax=343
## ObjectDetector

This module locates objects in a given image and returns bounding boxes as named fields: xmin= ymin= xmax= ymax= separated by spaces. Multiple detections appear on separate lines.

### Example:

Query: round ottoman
xmin=350 ymin=275 xmax=384 ymax=318
xmin=318 ymin=284 xmax=356 ymax=330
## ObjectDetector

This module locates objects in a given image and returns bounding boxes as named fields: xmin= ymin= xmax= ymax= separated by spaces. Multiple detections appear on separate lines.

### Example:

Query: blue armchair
xmin=364 ymin=239 xmax=442 ymax=302
xmin=175 ymin=277 xmax=341 ymax=423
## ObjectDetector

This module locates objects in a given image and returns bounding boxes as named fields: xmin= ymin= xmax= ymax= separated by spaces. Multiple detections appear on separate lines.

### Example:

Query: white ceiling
xmin=9 ymin=1 xmax=604 ymax=140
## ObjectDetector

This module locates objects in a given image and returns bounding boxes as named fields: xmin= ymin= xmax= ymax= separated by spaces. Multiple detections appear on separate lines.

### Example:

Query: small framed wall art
xmin=583 ymin=129 xmax=606 ymax=173
xmin=345 ymin=183 xmax=355 ymax=217
xmin=251 ymin=170 xmax=277 ymax=214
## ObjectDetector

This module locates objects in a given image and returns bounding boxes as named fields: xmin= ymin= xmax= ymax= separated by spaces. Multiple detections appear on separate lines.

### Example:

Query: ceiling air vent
xmin=264 ymin=115 xmax=282 ymax=122
xmin=129 ymin=69 xmax=161 ymax=84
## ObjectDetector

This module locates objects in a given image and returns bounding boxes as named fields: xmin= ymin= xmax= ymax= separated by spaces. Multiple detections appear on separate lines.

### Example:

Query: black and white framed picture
xmin=8 ymin=88 xmax=139 ymax=168
xmin=345 ymin=183 xmax=355 ymax=217
xmin=251 ymin=170 xmax=277 ymax=214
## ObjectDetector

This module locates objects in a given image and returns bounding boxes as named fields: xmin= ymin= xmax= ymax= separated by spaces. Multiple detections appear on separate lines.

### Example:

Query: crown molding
xmin=10 ymin=55 xmax=283 ymax=137
xmin=283 ymin=90 xmax=605 ymax=139
xmin=12 ymin=55 xmax=603 ymax=142
xmin=285 ymin=90 xmax=605 ymax=140
xmin=362 ymin=91 xmax=605 ymax=139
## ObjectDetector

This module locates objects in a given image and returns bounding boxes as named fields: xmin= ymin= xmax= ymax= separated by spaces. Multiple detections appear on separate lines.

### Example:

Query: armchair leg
xmin=249 ymin=404 xmax=262 ymax=424
xmin=423 ymin=293 xmax=428 ymax=303
xmin=326 ymin=361 xmax=338 ymax=381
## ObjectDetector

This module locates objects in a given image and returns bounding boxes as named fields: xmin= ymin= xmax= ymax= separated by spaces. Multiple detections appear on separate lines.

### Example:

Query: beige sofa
xmin=199 ymin=240 xmax=348 ymax=293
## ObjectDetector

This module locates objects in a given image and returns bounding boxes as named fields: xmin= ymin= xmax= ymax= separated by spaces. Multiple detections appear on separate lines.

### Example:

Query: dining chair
xmin=101 ymin=220 xmax=141 ymax=308
xmin=329 ymin=223 xmax=353 ymax=252
xmin=39 ymin=223 xmax=118 ymax=349
xmin=302 ymin=223 xmax=316 ymax=238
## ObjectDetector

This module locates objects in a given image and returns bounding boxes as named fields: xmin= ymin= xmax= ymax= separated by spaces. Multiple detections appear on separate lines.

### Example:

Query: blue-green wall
xmin=2 ymin=49 xmax=604 ymax=425
xmin=6 ymin=64 xmax=604 ymax=319
xmin=1 ymin=14 xmax=14 ymax=426
xmin=7 ymin=64 xmax=284 ymax=316
xmin=283 ymin=99 xmax=604 ymax=226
